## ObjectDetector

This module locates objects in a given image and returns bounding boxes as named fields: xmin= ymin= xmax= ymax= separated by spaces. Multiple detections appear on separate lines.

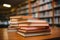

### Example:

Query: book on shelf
xmin=31 ymin=8 xmax=34 ymax=13
xmin=39 ymin=6 xmax=43 ymax=11
xmin=39 ymin=11 xmax=53 ymax=18
xmin=39 ymin=13 xmax=44 ymax=17
xmin=42 ymin=18 xmax=52 ymax=24
xmin=39 ymin=0 xmax=52 ymax=5
xmin=25 ymin=5 xmax=28 ymax=8
xmin=49 ymin=11 xmax=53 ymax=17
xmin=39 ymin=3 xmax=52 ymax=11
xmin=33 ymin=2 xmax=37 ymax=7
xmin=32 ymin=13 xmax=35 ymax=18
xmin=45 ymin=11 xmax=49 ymax=17
xmin=49 ymin=18 xmax=52 ymax=24
xmin=44 ymin=3 xmax=52 ymax=10
xmin=54 ymin=0 xmax=60 ymax=8
xmin=34 ymin=8 xmax=38 ymax=12
xmin=26 ymin=9 xmax=29 ymax=13
xmin=54 ymin=9 xmax=60 ymax=16
xmin=36 ymin=0 xmax=40 ymax=6
xmin=54 ymin=18 xmax=59 ymax=24
xmin=45 ymin=0 xmax=52 ymax=3
xmin=48 ymin=3 xmax=52 ymax=9
xmin=45 ymin=11 xmax=52 ymax=17
xmin=39 ymin=0 xmax=44 ymax=5
xmin=59 ymin=18 xmax=60 ymax=24
xmin=44 ymin=4 xmax=48 ymax=10
xmin=32 ymin=13 xmax=38 ymax=18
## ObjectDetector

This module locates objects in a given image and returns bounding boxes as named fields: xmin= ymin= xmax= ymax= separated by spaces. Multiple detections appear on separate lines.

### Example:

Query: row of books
xmin=17 ymin=9 xmax=60 ymax=17
xmin=32 ymin=13 xmax=38 ymax=18
xmin=17 ymin=0 xmax=60 ymax=15
xmin=20 ymin=5 xmax=29 ymax=10
xmin=54 ymin=17 xmax=60 ymax=24
xmin=41 ymin=18 xmax=60 ymax=24
xmin=39 ymin=0 xmax=52 ymax=5
xmin=31 ymin=0 xmax=52 ymax=8
xmin=18 ymin=0 xmax=52 ymax=10
xmin=54 ymin=9 xmax=60 ymax=16
xmin=39 ymin=3 xmax=52 ymax=11
xmin=19 ymin=0 xmax=60 ymax=11
xmin=17 ymin=0 xmax=60 ymax=12
xmin=31 ymin=3 xmax=52 ymax=12
xmin=54 ymin=0 xmax=60 ymax=8
xmin=17 ymin=9 xmax=29 ymax=14
xmin=39 ymin=11 xmax=53 ymax=18
xmin=32 ymin=12 xmax=52 ymax=18
xmin=32 ymin=10 xmax=60 ymax=18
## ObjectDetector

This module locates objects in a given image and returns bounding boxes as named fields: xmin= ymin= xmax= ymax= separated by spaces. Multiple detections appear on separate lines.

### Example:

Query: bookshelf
xmin=16 ymin=0 xmax=60 ymax=26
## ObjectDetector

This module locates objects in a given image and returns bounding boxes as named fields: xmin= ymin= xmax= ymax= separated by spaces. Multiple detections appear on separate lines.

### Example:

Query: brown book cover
xmin=20 ymin=26 xmax=49 ymax=30
xmin=19 ymin=23 xmax=49 ymax=26
xmin=17 ymin=31 xmax=51 ymax=37
xmin=18 ymin=28 xmax=50 ymax=33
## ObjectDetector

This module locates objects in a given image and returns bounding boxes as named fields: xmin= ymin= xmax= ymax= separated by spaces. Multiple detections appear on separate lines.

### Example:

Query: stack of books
xmin=17 ymin=19 xmax=51 ymax=37
xmin=9 ymin=19 xmax=18 ymax=30
xmin=8 ymin=16 xmax=22 ymax=31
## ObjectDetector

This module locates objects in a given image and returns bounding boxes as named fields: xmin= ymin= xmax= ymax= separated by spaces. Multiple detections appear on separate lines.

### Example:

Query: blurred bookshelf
xmin=10 ymin=0 xmax=60 ymax=31
xmin=15 ymin=0 xmax=60 ymax=26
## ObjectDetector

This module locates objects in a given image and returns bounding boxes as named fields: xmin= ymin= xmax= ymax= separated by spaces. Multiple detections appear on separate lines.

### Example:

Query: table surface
xmin=8 ymin=27 xmax=60 ymax=40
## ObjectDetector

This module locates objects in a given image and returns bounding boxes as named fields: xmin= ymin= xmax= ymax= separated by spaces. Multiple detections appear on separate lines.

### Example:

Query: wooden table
xmin=8 ymin=27 xmax=60 ymax=40
xmin=0 ymin=28 xmax=8 ymax=40
xmin=0 ymin=28 xmax=4 ymax=40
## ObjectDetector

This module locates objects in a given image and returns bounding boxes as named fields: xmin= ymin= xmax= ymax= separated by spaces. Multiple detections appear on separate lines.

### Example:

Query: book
xmin=20 ymin=26 xmax=49 ymax=30
xmin=18 ymin=29 xmax=50 ymax=33
xmin=59 ymin=18 xmax=60 ymax=24
xmin=54 ymin=18 xmax=59 ymax=24
xmin=55 ymin=9 xmax=60 ymax=16
xmin=17 ymin=31 xmax=51 ymax=37
xmin=54 ymin=0 xmax=60 ymax=7
xmin=19 ymin=23 xmax=49 ymax=26
xmin=48 ymin=3 xmax=52 ymax=9
xmin=49 ymin=11 xmax=53 ymax=17
xmin=27 ymin=19 xmax=48 ymax=22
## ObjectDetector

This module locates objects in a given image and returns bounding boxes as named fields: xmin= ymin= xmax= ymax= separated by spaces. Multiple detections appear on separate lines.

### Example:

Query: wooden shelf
xmin=40 ymin=16 xmax=60 ymax=18
xmin=39 ymin=1 xmax=52 ymax=6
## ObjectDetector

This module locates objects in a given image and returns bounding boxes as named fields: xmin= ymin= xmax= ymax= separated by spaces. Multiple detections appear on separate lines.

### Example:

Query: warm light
xmin=3 ymin=4 xmax=11 ymax=8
